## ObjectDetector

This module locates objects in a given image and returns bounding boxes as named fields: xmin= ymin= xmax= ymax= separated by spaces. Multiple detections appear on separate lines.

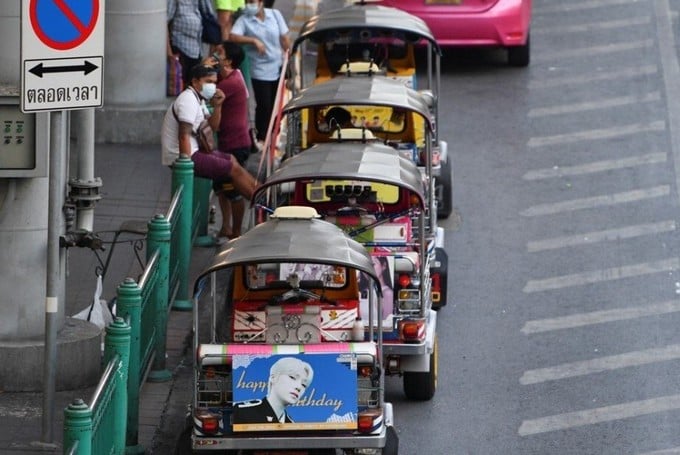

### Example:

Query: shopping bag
xmin=167 ymin=56 xmax=184 ymax=97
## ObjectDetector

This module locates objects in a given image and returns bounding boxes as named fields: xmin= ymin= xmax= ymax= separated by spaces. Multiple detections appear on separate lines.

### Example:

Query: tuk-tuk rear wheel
xmin=402 ymin=336 xmax=438 ymax=401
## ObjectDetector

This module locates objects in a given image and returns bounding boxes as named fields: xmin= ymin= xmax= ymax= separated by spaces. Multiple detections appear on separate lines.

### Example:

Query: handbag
xmin=200 ymin=8 xmax=222 ymax=45
xmin=172 ymin=101 xmax=215 ymax=153
xmin=195 ymin=119 xmax=216 ymax=153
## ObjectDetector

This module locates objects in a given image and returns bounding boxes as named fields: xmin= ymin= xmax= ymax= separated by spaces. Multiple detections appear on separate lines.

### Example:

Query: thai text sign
xmin=21 ymin=0 xmax=105 ymax=112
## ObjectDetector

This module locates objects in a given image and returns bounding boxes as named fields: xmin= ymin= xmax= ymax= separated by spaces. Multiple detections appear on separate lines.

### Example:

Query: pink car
xmin=377 ymin=0 xmax=532 ymax=66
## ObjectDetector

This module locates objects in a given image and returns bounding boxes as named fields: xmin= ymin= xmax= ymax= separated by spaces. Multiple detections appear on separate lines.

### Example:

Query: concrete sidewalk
xmin=0 ymin=2 xmax=349 ymax=453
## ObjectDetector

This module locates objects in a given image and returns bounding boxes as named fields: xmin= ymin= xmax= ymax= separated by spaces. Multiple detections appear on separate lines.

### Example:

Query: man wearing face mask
xmin=229 ymin=0 xmax=290 ymax=144
xmin=161 ymin=64 xmax=259 ymax=203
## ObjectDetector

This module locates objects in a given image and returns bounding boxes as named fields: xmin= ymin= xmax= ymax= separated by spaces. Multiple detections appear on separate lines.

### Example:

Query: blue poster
xmin=232 ymin=353 xmax=358 ymax=431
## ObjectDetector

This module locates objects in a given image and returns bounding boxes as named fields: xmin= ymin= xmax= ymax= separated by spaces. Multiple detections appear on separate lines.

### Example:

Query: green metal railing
xmin=63 ymin=318 xmax=131 ymax=455
xmin=64 ymin=156 xmax=199 ymax=454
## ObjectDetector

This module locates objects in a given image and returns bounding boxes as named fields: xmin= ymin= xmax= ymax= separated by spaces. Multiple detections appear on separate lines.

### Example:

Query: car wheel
xmin=403 ymin=337 xmax=438 ymax=401
xmin=436 ymin=159 xmax=453 ymax=219
xmin=508 ymin=33 xmax=530 ymax=67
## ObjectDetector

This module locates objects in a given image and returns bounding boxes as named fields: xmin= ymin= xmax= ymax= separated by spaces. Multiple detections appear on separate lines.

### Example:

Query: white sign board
xmin=21 ymin=0 xmax=105 ymax=112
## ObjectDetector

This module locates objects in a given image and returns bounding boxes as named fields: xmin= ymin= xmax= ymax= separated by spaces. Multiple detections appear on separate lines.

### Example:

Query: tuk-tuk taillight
xmin=195 ymin=409 xmax=221 ymax=435
xmin=399 ymin=319 xmax=425 ymax=342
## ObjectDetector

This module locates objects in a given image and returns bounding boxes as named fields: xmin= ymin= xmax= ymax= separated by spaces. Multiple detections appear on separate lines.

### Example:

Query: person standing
xmin=168 ymin=0 xmax=219 ymax=85
xmin=229 ymin=0 xmax=290 ymax=143
xmin=161 ymin=64 xmax=258 ymax=205
xmin=213 ymin=42 xmax=253 ymax=241
xmin=214 ymin=0 xmax=244 ymax=40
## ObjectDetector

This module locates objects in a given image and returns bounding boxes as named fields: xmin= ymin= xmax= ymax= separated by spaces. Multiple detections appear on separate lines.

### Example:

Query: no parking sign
xmin=21 ymin=0 xmax=105 ymax=112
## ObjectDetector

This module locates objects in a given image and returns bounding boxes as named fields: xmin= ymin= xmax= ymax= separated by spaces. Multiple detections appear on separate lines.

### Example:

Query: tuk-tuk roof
xmin=193 ymin=216 xmax=380 ymax=293
xmin=292 ymin=4 xmax=440 ymax=54
xmin=253 ymin=142 xmax=425 ymax=206
xmin=282 ymin=76 xmax=434 ymax=130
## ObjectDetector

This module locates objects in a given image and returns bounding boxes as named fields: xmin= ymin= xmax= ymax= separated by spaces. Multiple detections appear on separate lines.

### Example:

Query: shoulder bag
xmin=172 ymin=101 xmax=215 ymax=153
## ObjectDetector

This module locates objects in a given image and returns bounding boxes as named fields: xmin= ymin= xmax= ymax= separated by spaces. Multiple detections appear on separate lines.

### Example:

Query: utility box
xmin=0 ymin=84 xmax=47 ymax=177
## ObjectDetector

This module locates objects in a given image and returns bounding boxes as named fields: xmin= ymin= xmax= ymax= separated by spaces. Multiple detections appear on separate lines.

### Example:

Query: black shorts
xmin=212 ymin=147 xmax=250 ymax=199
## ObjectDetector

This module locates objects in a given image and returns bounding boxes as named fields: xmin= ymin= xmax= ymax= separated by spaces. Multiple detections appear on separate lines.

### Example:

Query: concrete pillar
xmin=0 ymin=1 xmax=19 ymax=85
xmin=96 ymin=0 xmax=169 ymax=143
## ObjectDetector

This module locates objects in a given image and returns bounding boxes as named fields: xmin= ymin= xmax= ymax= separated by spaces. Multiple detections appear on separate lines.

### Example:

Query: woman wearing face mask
xmin=161 ymin=64 xmax=259 ymax=204
xmin=229 ymin=0 xmax=290 ymax=144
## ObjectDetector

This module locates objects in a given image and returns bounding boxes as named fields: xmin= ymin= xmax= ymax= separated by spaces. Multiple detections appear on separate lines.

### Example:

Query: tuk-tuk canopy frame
xmin=253 ymin=142 xmax=426 ymax=207
xmin=283 ymin=76 xmax=435 ymax=132
xmin=292 ymin=4 xmax=441 ymax=55
xmin=193 ymin=216 xmax=380 ymax=294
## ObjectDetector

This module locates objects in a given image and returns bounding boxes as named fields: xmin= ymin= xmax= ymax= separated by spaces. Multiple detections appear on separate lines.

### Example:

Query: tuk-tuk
xmin=288 ymin=2 xmax=452 ymax=219
xmin=281 ymin=76 xmax=440 ymax=237
xmin=254 ymin=143 xmax=446 ymax=400
xmin=189 ymin=207 xmax=398 ymax=454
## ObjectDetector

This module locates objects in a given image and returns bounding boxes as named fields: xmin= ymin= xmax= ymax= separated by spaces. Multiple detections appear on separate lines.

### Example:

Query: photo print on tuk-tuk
xmin=358 ymin=255 xmax=395 ymax=329
xmin=232 ymin=353 xmax=359 ymax=431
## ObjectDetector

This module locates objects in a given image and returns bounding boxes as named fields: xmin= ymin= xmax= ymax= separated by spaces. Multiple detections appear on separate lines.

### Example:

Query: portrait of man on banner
xmin=232 ymin=353 xmax=358 ymax=431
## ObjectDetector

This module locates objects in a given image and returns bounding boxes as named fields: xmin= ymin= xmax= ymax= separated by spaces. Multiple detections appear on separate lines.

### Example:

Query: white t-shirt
xmin=161 ymin=88 xmax=208 ymax=166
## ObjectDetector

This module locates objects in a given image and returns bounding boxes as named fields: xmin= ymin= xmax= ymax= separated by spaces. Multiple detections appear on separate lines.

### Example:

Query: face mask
xmin=244 ymin=3 xmax=259 ymax=15
xmin=200 ymin=82 xmax=216 ymax=100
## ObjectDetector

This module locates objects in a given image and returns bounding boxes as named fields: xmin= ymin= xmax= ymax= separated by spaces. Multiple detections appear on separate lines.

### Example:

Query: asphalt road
xmin=386 ymin=0 xmax=680 ymax=454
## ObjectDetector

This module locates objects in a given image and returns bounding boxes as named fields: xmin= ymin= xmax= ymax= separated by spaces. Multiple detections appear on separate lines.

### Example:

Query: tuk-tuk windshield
xmin=245 ymin=262 xmax=348 ymax=290
xmin=304 ymin=179 xmax=400 ymax=205
xmin=317 ymin=105 xmax=406 ymax=134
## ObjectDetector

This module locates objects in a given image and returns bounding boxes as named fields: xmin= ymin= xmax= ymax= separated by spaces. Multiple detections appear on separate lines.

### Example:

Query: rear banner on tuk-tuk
xmin=232 ymin=353 xmax=358 ymax=431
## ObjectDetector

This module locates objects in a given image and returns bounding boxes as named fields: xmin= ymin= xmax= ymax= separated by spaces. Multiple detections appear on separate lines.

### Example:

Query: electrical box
xmin=0 ymin=85 xmax=48 ymax=177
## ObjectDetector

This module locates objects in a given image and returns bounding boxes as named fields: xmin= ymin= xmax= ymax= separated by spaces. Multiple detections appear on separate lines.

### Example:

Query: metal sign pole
xmin=42 ymin=110 xmax=65 ymax=442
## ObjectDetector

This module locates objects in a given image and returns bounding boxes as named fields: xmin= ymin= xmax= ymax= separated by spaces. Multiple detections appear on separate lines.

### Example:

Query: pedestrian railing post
xmin=63 ymin=399 xmax=92 ymax=455
xmin=171 ymin=156 xmax=193 ymax=311
xmin=115 ymin=277 xmax=144 ymax=453
xmin=104 ymin=317 xmax=131 ymax=453
xmin=146 ymin=214 xmax=172 ymax=382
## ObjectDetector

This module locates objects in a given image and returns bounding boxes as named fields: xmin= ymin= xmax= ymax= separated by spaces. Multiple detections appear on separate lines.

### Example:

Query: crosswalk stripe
xmin=534 ymin=40 xmax=654 ymax=62
xmin=520 ymin=185 xmax=670 ymax=217
xmin=528 ymin=92 xmax=660 ymax=118
xmin=638 ymin=447 xmax=680 ymax=454
xmin=520 ymin=344 xmax=680 ymax=385
xmin=523 ymin=153 xmax=667 ymax=180
xmin=527 ymin=121 xmax=665 ymax=147
xmin=527 ymin=220 xmax=675 ymax=252
xmin=518 ymin=394 xmax=680 ymax=436
xmin=523 ymin=258 xmax=680 ymax=293
xmin=521 ymin=300 xmax=680 ymax=334
xmin=529 ymin=66 xmax=658 ymax=89
xmin=536 ymin=0 xmax=650 ymax=14
xmin=532 ymin=16 xmax=651 ymax=34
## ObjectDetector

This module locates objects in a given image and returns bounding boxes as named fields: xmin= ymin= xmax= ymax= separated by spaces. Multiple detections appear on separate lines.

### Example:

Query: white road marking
xmin=520 ymin=344 xmax=680 ymax=385
xmin=519 ymin=394 xmax=680 ymax=436
xmin=527 ymin=121 xmax=665 ymax=148
xmin=639 ymin=447 xmax=680 ymax=454
xmin=522 ymin=152 xmax=667 ymax=180
xmin=521 ymin=300 xmax=680 ymax=334
xmin=528 ymin=92 xmax=660 ymax=117
xmin=534 ymin=40 xmax=654 ymax=62
xmin=523 ymin=258 xmax=680 ymax=293
xmin=532 ymin=16 xmax=651 ymax=34
xmin=520 ymin=185 xmax=670 ymax=217
xmin=529 ymin=65 xmax=658 ymax=89
xmin=527 ymin=220 xmax=676 ymax=252
xmin=537 ymin=0 xmax=651 ymax=14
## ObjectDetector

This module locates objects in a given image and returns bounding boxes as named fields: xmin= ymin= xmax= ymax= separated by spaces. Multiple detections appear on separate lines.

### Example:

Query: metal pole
xmin=71 ymin=109 xmax=100 ymax=232
xmin=42 ymin=110 xmax=65 ymax=442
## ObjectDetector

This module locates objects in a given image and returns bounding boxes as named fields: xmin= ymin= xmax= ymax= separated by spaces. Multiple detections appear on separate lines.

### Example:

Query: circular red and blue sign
xmin=30 ymin=0 xmax=99 ymax=51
